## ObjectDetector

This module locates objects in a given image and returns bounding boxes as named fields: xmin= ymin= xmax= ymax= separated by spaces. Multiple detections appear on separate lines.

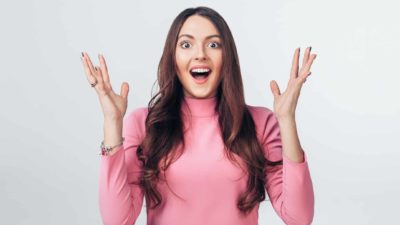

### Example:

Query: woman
xmin=81 ymin=6 xmax=316 ymax=225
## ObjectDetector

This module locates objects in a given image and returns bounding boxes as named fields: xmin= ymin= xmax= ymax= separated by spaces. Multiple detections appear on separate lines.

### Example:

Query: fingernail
xmin=309 ymin=46 xmax=312 ymax=51
xmin=81 ymin=52 xmax=84 ymax=57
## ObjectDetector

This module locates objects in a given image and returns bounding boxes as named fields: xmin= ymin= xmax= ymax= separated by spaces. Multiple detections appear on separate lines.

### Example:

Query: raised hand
xmin=269 ymin=47 xmax=317 ymax=120
xmin=81 ymin=52 xmax=130 ymax=120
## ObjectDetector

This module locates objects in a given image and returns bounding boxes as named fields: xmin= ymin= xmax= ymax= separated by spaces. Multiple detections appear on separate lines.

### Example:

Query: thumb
xmin=270 ymin=80 xmax=281 ymax=98
xmin=120 ymin=82 xmax=129 ymax=99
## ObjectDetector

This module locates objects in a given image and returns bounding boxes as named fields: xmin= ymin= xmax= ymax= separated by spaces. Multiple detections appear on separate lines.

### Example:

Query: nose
xmin=194 ymin=46 xmax=207 ymax=61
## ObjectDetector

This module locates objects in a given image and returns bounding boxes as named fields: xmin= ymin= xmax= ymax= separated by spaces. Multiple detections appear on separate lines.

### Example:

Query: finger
xmin=84 ymin=57 xmax=103 ymax=89
xmin=120 ymin=82 xmax=129 ymax=99
xmin=94 ymin=66 xmax=104 ymax=84
xmin=82 ymin=52 xmax=110 ymax=93
xmin=304 ymin=72 xmax=311 ymax=83
xmin=290 ymin=48 xmax=300 ymax=79
xmin=269 ymin=80 xmax=281 ymax=98
xmin=299 ymin=71 xmax=312 ymax=84
xmin=98 ymin=54 xmax=110 ymax=84
xmin=82 ymin=52 xmax=96 ymax=75
xmin=89 ymin=66 xmax=104 ymax=92
xmin=303 ymin=54 xmax=317 ymax=75
xmin=81 ymin=54 xmax=97 ymax=84
xmin=302 ymin=46 xmax=312 ymax=67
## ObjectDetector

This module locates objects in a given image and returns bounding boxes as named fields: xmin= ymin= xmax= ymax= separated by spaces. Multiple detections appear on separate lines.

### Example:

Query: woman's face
xmin=175 ymin=15 xmax=223 ymax=99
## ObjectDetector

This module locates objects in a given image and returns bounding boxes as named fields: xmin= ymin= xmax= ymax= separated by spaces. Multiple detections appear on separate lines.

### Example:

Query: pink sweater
xmin=99 ymin=96 xmax=314 ymax=225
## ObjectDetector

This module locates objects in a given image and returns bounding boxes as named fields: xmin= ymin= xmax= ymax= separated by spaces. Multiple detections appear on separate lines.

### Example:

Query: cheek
xmin=175 ymin=51 xmax=190 ymax=71
xmin=209 ymin=52 xmax=223 ymax=69
xmin=212 ymin=53 xmax=223 ymax=84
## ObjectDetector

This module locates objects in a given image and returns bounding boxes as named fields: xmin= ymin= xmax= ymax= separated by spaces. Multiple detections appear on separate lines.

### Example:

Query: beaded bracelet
xmin=99 ymin=137 xmax=125 ymax=156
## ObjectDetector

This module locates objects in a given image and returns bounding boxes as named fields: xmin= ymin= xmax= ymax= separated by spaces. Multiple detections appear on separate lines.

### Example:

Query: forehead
xmin=178 ymin=15 xmax=220 ymax=38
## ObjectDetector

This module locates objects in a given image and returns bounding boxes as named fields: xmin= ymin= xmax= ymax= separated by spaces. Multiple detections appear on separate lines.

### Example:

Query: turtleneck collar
xmin=181 ymin=95 xmax=218 ymax=117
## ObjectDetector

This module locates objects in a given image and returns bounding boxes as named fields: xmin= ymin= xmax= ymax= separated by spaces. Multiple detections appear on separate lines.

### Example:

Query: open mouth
xmin=190 ymin=68 xmax=211 ymax=80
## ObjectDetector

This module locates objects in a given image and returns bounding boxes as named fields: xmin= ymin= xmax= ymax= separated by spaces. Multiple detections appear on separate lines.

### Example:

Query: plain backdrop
xmin=1 ymin=0 xmax=399 ymax=224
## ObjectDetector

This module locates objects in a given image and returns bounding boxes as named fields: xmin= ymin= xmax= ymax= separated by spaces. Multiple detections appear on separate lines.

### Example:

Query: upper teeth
xmin=191 ymin=68 xmax=210 ymax=73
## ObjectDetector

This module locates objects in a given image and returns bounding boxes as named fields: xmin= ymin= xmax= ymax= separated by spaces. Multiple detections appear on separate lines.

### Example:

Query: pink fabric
xmin=99 ymin=96 xmax=314 ymax=225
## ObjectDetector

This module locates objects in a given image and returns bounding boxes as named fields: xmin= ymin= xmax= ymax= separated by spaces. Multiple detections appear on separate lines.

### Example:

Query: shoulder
xmin=123 ymin=107 xmax=149 ymax=141
xmin=246 ymin=104 xmax=276 ymax=123
xmin=125 ymin=107 xmax=149 ymax=122
xmin=246 ymin=104 xmax=280 ymax=143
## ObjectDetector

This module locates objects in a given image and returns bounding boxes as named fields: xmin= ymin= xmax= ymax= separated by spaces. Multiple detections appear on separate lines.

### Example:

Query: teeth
xmin=191 ymin=68 xmax=210 ymax=73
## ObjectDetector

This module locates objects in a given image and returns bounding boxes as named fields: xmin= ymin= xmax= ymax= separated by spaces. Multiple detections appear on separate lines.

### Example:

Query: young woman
xmin=81 ymin=6 xmax=316 ymax=225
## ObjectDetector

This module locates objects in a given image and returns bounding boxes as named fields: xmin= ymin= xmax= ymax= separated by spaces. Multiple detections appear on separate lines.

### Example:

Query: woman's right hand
xmin=81 ymin=52 xmax=130 ymax=121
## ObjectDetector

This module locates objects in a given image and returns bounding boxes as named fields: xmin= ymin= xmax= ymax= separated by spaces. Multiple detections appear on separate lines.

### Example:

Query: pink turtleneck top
xmin=99 ymin=96 xmax=314 ymax=225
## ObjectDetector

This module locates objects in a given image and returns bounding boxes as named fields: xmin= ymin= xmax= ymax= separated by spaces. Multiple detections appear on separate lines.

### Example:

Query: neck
xmin=181 ymin=95 xmax=218 ymax=117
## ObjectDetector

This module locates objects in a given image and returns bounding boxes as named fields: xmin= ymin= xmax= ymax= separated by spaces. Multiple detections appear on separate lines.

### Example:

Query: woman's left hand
xmin=270 ymin=47 xmax=317 ymax=120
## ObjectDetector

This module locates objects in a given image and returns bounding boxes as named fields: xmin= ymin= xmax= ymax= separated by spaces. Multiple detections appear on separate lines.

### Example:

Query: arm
xmin=263 ymin=111 xmax=314 ymax=225
xmin=99 ymin=108 xmax=146 ymax=225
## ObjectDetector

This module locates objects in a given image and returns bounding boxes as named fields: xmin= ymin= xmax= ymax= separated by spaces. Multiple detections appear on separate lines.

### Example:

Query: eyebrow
xmin=178 ymin=34 xmax=221 ymax=40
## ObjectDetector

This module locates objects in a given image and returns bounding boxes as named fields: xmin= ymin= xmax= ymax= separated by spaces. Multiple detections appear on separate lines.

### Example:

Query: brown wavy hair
xmin=136 ymin=6 xmax=282 ymax=215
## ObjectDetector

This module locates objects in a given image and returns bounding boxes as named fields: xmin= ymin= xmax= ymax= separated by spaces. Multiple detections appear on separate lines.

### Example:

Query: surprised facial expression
xmin=175 ymin=15 xmax=223 ymax=99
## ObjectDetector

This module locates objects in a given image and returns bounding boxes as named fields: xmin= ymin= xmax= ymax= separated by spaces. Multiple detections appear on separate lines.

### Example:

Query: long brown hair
xmin=136 ymin=6 xmax=282 ymax=215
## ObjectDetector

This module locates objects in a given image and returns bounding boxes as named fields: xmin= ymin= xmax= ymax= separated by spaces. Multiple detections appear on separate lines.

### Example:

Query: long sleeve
xmin=256 ymin=107 xmax=314 ymax=225
xmin=99 ymin=108 xmax=147 ymax=225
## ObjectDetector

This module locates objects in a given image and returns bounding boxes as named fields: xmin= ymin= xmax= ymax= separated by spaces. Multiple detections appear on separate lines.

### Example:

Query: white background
xmin=1 ymin=0 xmax=399 ymax=224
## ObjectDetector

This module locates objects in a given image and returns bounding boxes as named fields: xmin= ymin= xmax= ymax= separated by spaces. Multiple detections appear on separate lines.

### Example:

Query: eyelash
xmin=179 ymin=41 xmax=221 ymax=49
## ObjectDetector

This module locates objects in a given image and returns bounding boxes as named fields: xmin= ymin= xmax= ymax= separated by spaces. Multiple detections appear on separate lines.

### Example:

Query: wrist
xmin=100 ymin=137 xmax=125 ymax=156
xmin=103 ymin=119 xmax=123 ymax=146
xmin=104 ymin=115 xmax=123 ymax=123
xmin=277 ymin=115 xmax=296 ymax=124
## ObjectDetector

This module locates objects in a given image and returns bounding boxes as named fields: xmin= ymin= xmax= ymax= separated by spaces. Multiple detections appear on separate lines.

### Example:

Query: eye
xmin=208 ymin=41 xmax=220 ymax=48
xmin=180 ymin=41 xmax=192 ymax=49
